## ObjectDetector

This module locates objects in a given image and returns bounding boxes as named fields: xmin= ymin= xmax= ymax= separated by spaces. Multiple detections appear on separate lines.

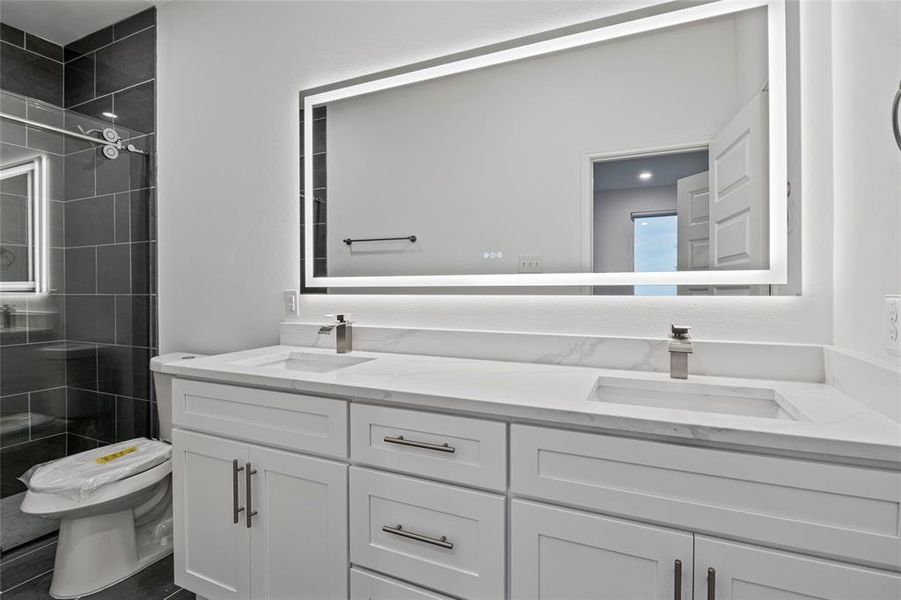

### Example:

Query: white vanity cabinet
xmin=511 ymin=500 xmax=693 ymax=600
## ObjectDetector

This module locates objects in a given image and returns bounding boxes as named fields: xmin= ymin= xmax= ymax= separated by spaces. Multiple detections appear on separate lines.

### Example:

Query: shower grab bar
xmin=343 ymin=235 xmax=417 ymax=246
xmin=0 ymin=113 xmax=147 ymax=158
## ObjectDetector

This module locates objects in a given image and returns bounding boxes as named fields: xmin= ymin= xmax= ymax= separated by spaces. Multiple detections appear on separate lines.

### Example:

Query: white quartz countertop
xmin=162 ymin=345 xmax=901 ymax=467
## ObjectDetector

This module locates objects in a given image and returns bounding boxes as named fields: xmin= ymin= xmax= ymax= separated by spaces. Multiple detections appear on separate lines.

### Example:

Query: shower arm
xmin=0 ymin=112 xmax=147 ymax=160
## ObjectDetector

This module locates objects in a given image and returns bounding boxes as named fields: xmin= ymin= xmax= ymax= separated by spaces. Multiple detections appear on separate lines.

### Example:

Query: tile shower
xmin=0 ymin=9 xmax=157 ymax=553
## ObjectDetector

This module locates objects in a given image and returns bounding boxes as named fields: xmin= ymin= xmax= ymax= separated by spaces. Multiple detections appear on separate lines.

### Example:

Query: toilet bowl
xmin=18 ymin=352 xmax=199 ymax=599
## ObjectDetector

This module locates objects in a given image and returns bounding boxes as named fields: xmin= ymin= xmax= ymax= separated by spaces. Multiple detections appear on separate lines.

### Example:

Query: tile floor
xmin=0 ymin=535 xmax=193 ymax=599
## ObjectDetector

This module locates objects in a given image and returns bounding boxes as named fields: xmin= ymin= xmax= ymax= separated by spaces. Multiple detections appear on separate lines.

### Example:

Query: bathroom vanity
xmin=162 ymin=341 xmax=901 ymax=600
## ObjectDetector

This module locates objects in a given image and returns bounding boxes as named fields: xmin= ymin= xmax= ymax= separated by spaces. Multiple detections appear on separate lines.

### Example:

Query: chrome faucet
xmin=318 ymin=314 xmax=353 ymax=354
xmin=668 ymin=325 xmax=692 ymax=379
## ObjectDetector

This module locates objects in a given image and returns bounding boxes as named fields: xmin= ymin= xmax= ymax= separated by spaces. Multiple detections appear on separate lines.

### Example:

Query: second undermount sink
xmin=230 ymin=351 xmax=375 ymax=373
xmin=590 ymin=376 xmax=805 ymax=421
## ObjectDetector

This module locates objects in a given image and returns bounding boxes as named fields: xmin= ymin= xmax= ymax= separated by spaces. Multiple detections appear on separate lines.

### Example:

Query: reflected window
xmin=633 ymin=213 xmax=676 ymax=296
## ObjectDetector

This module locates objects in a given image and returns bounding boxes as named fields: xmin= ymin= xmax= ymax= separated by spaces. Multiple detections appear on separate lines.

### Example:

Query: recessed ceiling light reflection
xmin=638 ymin=171 xmax=653 ymax=180
xmin=102 ymin=112 xmax=118 ymax=119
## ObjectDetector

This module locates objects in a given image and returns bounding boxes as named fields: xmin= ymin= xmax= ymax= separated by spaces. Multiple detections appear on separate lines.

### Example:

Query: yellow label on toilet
xmin=95 ymin=446 xmax=138 ymax=464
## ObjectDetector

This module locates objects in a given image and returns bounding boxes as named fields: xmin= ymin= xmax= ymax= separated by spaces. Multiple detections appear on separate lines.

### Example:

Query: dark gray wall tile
xmin=98 ymin=345 xmax=149 ymax=399
xmin=95 ymin=145 xmax=130 ymax=194
xmin=115 ymin=192 xmax=130 ymax=242
xmin=68 ymin=95 xmax=113 ymax=125
xmin=67 ymin=388 xmax=115 ymax=443
xmin=65 ymin=149 xmax=95 ymax=200
xmin=1 ymin=23 xmax=25 ymax=47
xmin=95 ymin=29 xmax=154 ymax=95
xmin=65 ymin=432 xmax=100 ymax=455
xmin=66 ymin=344 xmax=98 ymax=390
xmin=115 ymin=295 xmax=150 ymax=347
xmin=114 ymin=9 xmax=156 ymax=40
xmin=130 ymin=188 xmax=155 ymax=242
xmin=129 ymin=134 xmax=154 ymax=188
xmin=97 ymin=244 xmax=130 ymax=294
xmin=63 ymin=54 xmax=95 ymax=108
xmin=116 ymin=396 xmax=150 ymax=441
xmin=24 ymin=34 xmax=63 ymax=62
xmin=64 ymin=247 xmax=95 ymax=293
xmin=0 ymin=343 xmax=66 ymax=396
xmin=25 ymin=294 xmax=65 ymax=343
xmin=0 ymin=434 xmax=65 ymax=497
xmin=130 ymin=241 xmax=153 ymax=294
xmin=64 ymin=27 xmax=112 ymax=62
xmin=0 ymin=394 xmax=29 ymax=447
xmin=65 ymin=195 xmax=114 ymax=247
xmin=113 ymin=80 xmax=154 ymax=133
xmin=29 ymin=387 xmax=67 ymax=439
xmin=65 ymin=296 xmax=114 ymax=343
xmin=0 ymin=43 xmax=63 ymax=106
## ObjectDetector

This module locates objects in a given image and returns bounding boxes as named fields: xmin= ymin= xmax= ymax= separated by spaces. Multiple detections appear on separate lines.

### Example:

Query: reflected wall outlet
xmin=519 ymin=254 xmax=543 ymax=273
xmin=284 ymin=289 xmax=299 ymax=317
xmin=887 ymin=295 xmax=900 ymax=355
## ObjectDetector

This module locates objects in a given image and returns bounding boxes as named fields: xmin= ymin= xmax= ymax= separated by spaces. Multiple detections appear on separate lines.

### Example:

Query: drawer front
xmin=172 ymin=379 xmax=347 ymax=458
xmin=351 ymin=404 xmax=506 ymax=491
xmin=350 ymin=467 xmax=505 ymax=599
xmin=511 ymin=425 xmax=901 ymax=570
xmin=350 ymin=568 xmax=455 ymax=600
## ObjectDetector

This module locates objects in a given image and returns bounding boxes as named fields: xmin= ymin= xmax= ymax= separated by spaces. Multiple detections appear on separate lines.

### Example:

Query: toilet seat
xmin=25 ymin=438 xmax=170 ymax=498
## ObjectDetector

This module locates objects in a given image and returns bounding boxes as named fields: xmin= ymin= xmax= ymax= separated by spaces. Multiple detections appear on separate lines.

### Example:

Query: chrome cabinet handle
xmin=382 ymin=524 xmax=454 ymax=549
xmin=245 ymin=462 xmax=258 ymax=528
xmin=232 ymin=459 xmax=245 ymax=524
xmin=892 ymin=80 xmax=901 ymax=152
xmin=383 ymin=435 xmax=455 ymax=454
xmin=707 ymin=567 xmax=716 ymax=600
xmin=674 ymin=559 xmax=682 ymax=600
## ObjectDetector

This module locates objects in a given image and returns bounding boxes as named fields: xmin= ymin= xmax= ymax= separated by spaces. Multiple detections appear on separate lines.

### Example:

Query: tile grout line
xmin=0 ymin=539 xmax=56 ymax=566
xmin=0 ymin=567 xmax=54 ymax=594
xmin=64 ymin=24 xmax=156 ymax=65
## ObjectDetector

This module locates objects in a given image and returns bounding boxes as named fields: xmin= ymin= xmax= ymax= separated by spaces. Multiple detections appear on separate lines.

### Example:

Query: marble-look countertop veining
xmin=161 ymin=345 xmax=901 ymax=467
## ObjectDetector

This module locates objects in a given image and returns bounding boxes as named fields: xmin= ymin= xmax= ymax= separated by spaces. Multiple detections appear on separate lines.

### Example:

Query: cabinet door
xmin=511 ymin=500 xmax=693 ymax=600
xmin=248 ymin=444 xmax=348 ymax=600
xmin=173 ymin=429 xmax=251 ymax=600
xmin=694 ymin=536 xmax=901 ymax=600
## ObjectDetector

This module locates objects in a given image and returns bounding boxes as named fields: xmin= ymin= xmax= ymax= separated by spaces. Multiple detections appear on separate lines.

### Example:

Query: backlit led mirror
xmin=0 ymin=157 xmax=49 ymax=294
xmin=301 ymin=0 xmax=798 ymax=295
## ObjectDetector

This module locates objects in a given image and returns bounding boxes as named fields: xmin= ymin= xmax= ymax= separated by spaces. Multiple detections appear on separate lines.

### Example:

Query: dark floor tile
xmin=89 ymin=553 xmax=179 ymax=600
xmin=0 ymin=43 xmax=62 ymax=106
xmin=64 ymin=26 xmax=112 ymax=62
xmin=166 ymin=588 xmax=196 ymax=600
xmin=98 ymin=345 xmax=150 ymax=399
xmin=0 ymin=533 xmax=56 ymax=564
xmin=65 ymin=295 xmax=114 ymax=344
xmin=24 ymin=34 xmax=63 ymax=62
xmin=114 ymin=8 xmax=156 ymax=40
xmin=97 ymin=244 xmax=131 ymax=294
xmin=116 ymin=295 xmax=150 ymax=347
xmin=0 ymin=344 xmax=66 ymax=397
xmin=0 ymin=567 xmax=53 ymax=599
xmin=0 ymin=394 xmax=29 ymax=448
xmin=95 ymin=29 xmax=155 ymax=96
xmin=116 ymin=396 xmax=150 ymax=441
xmin=66 ymin=432 xmax=100 ymax=455
xmin=113 ymin=80 xmax=154 ymax=134
xmin=64 ymin=149 xmax=95 ymax=200
xmin=0 ymin=23 xmax=25 ymax=47
xmin=64 ymin=54 xmax=95 ymax=108
xmin=0 ymin=539 xmax=56 ymax=592
xmin=64 ymin=247 xmax=96 ymax=294
xmin=29 ymin=387 xmax=67 ymax=440
xmin=67 ymin=388 xmax=116 ymax=443
xmin=65 ymin=195 xmax=114 ymax=247
xmin=0 ymin=434 xmax=66 ymax=497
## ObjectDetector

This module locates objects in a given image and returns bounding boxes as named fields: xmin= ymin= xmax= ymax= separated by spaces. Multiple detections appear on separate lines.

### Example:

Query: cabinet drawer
xmin=350 ymin=568 xmax=455 ymax=600
xmin=351 ymin=405 xmax=506 ymax=491
xmin=350 ymin=467 xmax=505 ymax=599
xmin=172 ymin=379 xmax=347 ymax=458
xmin=511 ymin=425 xmax=901 ymax=570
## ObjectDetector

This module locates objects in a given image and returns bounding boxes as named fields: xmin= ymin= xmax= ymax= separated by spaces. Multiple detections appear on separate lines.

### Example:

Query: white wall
xmin=831 ymin=0 xmax=901 ymax=366
xmin=594 ymin=184 xmax=676 ymax=275
xmin=158 ymin=0 xmax=834 ymax=355
xmin=326 ymin=14 xmax=755 ymax=277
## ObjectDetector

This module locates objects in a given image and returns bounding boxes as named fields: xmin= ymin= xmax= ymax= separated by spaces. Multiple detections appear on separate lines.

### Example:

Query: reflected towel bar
xmin=343 ymin=235 xmax=417 ymax=245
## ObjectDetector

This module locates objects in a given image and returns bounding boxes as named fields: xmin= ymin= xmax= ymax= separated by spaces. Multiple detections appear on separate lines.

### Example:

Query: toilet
xmin=19 ymin=352 xmax=197 ymax=599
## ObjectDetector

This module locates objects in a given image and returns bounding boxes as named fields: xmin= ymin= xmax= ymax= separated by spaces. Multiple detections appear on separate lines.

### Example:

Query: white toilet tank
xmin=149 ymin=353 xmax=203 ymax=443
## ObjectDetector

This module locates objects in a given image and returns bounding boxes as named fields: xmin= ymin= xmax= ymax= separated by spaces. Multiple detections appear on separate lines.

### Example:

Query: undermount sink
xmin=590 ymin=376 xmax=805 ymax=421
xmin=230 ymin=351 xmax=375 ymax=373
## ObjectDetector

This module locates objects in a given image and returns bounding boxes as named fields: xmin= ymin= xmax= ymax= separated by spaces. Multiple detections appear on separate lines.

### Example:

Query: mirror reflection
xmin=303 ymin=5 xmax=789 ymax=295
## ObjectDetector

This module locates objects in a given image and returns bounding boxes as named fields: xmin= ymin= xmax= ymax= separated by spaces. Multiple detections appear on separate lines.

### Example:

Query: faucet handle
xmin=671 ymin=324 xmax=691 ymax=339
xmin=325 ymin=313 xmax=352 ymax=323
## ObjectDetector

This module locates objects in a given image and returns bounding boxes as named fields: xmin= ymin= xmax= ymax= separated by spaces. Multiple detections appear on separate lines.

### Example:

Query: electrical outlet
xmin=284 ymin=289 xmax=299 ymax=317
xmin=518 ymin=254 xmax=543 ymax=273
xmin=887 ymin=295 xmax=900 ymax=355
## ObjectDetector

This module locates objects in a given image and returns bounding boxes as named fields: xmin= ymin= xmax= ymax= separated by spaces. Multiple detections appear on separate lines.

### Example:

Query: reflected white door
xmin=676 ymin=171 xmax=712 ymax=295
xmin=709 ymin=90 xmax=769 ymax=271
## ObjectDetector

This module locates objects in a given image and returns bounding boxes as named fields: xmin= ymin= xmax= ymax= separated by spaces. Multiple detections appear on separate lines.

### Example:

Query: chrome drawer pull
xmin=383 ymin=435 xmax=455 ymax=453
xmin=382 ymin=524 xmax=454 ymax=549
xmin=232 ymin=459 xmax=245 ymax=524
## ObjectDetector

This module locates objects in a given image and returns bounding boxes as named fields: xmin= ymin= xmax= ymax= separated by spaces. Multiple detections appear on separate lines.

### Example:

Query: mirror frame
xmin=302 ymin=0 xmax=786 ymax=289
xmin=0 ymin=156 xmax=49 ymax=294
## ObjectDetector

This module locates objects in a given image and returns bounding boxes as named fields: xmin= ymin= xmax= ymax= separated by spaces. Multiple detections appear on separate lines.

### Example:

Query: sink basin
xmin=230 ymin=351 xmax=375 ymax=373
xmin=590 ymin=376 xmax=804 ymax=421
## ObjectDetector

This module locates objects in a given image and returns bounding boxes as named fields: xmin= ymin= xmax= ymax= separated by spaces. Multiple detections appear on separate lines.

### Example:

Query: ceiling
xmin=594 ymin=150 xmax=709 ymax=193
xmin=0 ymin=0 xmax=159 ymax=46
